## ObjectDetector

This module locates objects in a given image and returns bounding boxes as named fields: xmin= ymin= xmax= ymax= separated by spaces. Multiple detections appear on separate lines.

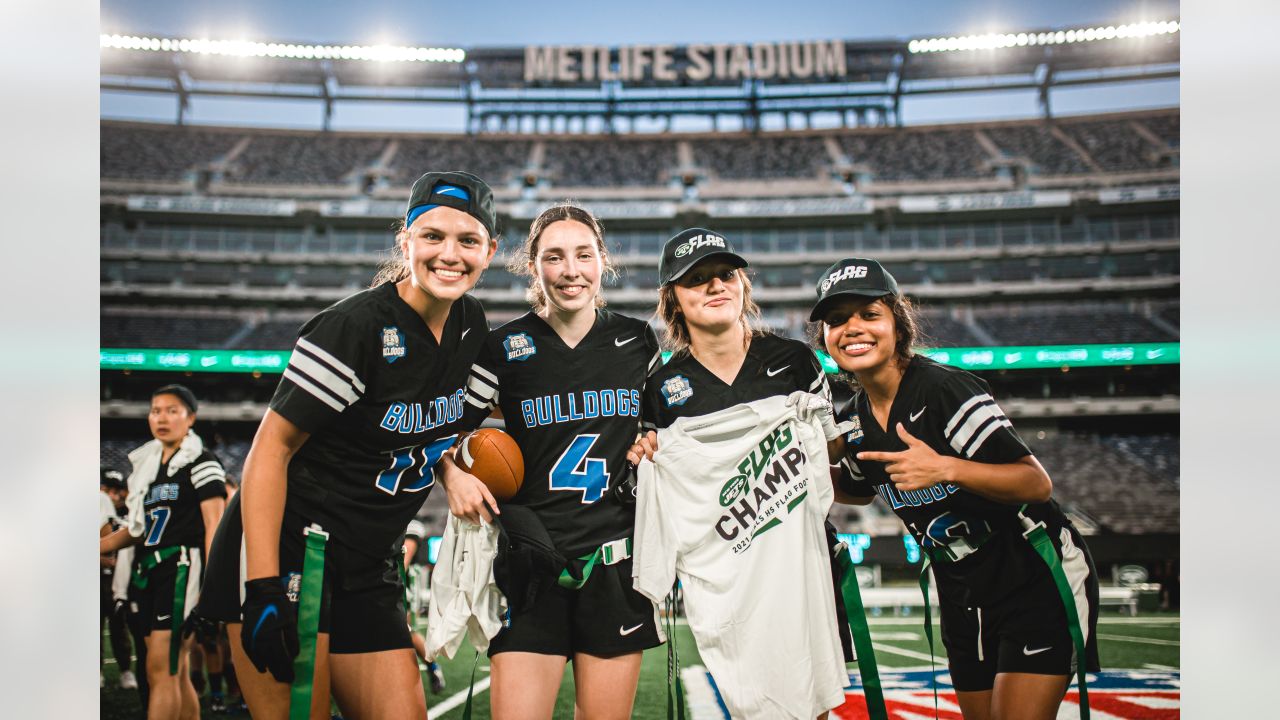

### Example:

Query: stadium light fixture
xmin=908 ymin=19 xmax=1179 ymax=54
xmin=99 ymin=33 xmax=466 ymax=63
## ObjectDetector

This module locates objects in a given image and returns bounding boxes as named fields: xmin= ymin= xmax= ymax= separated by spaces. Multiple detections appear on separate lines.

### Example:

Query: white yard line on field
xmin=431 ymin=675 xmax=492 ymax=717
xmin=1097 ymin=633 xmax=1180 ymax=647
xmin=871 ymin=642 xmax=948 ymax=663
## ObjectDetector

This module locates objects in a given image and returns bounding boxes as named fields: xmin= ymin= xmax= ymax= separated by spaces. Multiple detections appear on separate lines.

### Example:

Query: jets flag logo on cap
xmin=821 ymin=265 xmax=868 ymax=293
xmin=674 ymin=233 xmax=726 ymax=258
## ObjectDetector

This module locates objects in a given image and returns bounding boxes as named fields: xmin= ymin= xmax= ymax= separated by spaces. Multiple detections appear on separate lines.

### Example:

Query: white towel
xmin=425 ymin=515 xmax=506 ymax=660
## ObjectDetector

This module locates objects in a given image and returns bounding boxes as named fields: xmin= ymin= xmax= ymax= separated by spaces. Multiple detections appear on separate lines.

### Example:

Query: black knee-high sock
xmin=208 ymin=672 xmax=223 ymax=697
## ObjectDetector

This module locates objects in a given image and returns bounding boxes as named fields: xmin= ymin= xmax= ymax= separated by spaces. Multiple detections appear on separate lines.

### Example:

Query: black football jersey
xmin=270 ymin=282 xmax=488 ymax=559
xmin=641 ymin=332 xmax=829 ymax=431
xmin=141 ymin=450 xmax=227 ymax=550
xmin=462 ymin=310 xmax=661 ymax=556
xmin=835 ymin=355 xmax=1073 ymax=604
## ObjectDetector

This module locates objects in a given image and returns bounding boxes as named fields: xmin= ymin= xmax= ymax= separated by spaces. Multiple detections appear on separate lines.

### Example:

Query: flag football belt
xmin=129 ymin=545 xmax=193 ymax=675
xmin=556 ymin=537 xmax=632 ymax=590
xmin=833 ymin=544 xmax=888 ymax=720
xmin=289 ymin=525 xmax=328 ymax=720
xmin=915 ymin=510 xmax=1091 ymax=719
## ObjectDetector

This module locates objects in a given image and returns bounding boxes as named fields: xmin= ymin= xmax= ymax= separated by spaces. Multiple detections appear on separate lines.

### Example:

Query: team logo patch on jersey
xmin=382 ymin=326 xmax=406 ymax=363
xmin=284 ymin=572 xmax=302 ymax=603
xmin=846 ymin=415 xmax=863 ymax=445
xmin=661 ymin=375 xmax=693 ymax=406
xmin=503 ymin=332 xmax=537 ymax=362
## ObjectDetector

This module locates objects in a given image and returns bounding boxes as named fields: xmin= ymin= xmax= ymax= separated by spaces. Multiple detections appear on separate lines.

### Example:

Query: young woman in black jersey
xmin=197 ymin=171 xmax=498 ymax=720
xmin=441 ymin=203 xmax=662 ymax=720
xmin=99 ymin=384 xmax=228 ymax=720
xmin=810 ymin=258 xmax=1100 ymax=720
xmin=630 ymin=228 xmax=854 ymax=720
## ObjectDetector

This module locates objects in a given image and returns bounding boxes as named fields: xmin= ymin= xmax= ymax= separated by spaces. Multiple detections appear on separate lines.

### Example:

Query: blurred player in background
xmin=632 ymin=229 xmax=857 ymax=719
xmin=441 ymin=203 xmax=663 ymax=720
xmin=99 ymin=385 xmax=229 ymax=720
xmin=811 ymin=258 xmax=1099 ymax=720
xmin=100 ymin=467 xmax=139 ymax=692
xmin=197 ymin=171 xmax=497 ymax=720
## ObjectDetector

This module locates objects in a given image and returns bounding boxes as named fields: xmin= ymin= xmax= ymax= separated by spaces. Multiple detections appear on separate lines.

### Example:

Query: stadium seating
xmin=1059 ymin=119 xmax=1167 ymax=173
xmin=690 ymin=135 xmax=830 ymax=179
xmin=838 ymin=129 xmax=993 ymax=181
xmin=542 ymin=138 xmax=678 ymax=187
xmin=101 ymin=312 xmax=249 ymax=349
xmin=1140 ymin=113 xmax=1180 ymax=149
xmin=386 ymin=137 xmax=533 ymax=188
xmin=975 ymin=305 xmax=1175 ymax=345
xmin=224 ymin=133 xmax=387 ymax=186
xmin=984 ymin=123 xmax=1092 ymax=176
xmin=100 ymin=124 xmax=241 ymax=181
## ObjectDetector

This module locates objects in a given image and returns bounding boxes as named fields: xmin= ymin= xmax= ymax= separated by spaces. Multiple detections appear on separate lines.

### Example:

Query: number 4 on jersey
xmin=550 ymin=434 xmax=610 ymax=503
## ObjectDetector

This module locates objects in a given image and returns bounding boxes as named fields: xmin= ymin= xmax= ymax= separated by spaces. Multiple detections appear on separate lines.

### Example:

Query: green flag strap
xmin=168 ymin=547 xmax=191 ymax=675
xmin=289 ymin=525 xmax=328 ymax=720
xmin=1020 ymin=512 xmax=1091 ymax=720
xmin=664 ymin=583 xmax=686 ymax=720
xmin=132 ymin=545 xmax=182 ymax=590
xmin=461 ymin=648 xmax=482 ymax=720
xmin=834 ymin=547 xmax=888 ymax=720
xmin=917 ymin=558 xmax=940 ymax=718
xmin=557 ymin=538 xmax=634 ymax=590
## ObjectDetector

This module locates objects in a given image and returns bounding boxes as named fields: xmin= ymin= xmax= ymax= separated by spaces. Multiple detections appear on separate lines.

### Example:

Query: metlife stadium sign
xmin=524 ymin=41 xmax=847 ymax=84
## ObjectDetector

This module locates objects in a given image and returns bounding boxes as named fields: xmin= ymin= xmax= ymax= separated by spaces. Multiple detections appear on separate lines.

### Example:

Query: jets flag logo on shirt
xmin=661 ymin=375 xmax=693 ymax=407
xmin=382 ymin=326 xmax=406 ymax=363
xmin=503 ymin=332 xmax=537 ymax=362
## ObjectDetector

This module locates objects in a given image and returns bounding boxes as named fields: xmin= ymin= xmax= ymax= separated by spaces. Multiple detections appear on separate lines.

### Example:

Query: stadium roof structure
xmin=101 ymin=20 xmax=1179 ymax=131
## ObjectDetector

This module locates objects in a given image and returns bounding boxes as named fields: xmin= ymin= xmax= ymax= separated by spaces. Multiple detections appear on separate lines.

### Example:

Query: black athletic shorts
xmin=134 ymin=547 xmax=203 ymax=634
xmin=939 ymin=527 xmax=1101 ymax=691
xmin=488 ymin=556 xmax=663 ymax=658
xmin=199 ymin=492 xmax=410 ymax=655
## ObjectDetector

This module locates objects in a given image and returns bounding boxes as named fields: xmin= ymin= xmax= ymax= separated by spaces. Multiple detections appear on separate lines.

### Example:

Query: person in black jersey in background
xmin=197 ymin=171 xmax=498 ymax=720
xmin=811 ymin=258 xmax=1099 ymax=720
xmin=100 ymin=384 xmax=228 ymax=720
xmin=441 ymin=203 xmax=663 ymax=720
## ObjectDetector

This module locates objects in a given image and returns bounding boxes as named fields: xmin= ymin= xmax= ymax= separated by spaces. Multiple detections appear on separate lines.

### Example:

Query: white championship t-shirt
xmin=633 ymin=395 xmax=847 ymax=720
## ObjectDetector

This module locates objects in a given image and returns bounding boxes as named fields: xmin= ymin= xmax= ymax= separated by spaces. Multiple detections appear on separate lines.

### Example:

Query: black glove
xmin=182 ymin=609 xmax=220 ymax=646
xmin=609 ymin=462 xmax=638 ymax=506
xmin=240 ymin=577 xmax=298 ymax=684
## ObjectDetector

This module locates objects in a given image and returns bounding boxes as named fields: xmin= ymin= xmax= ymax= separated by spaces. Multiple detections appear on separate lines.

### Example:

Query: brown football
xmin=456 ymin=428 xmax=524 ymax=501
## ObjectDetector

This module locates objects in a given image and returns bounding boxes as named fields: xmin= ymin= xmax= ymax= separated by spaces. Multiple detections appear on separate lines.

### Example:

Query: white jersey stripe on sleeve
xmin=944 ymin=393 xmax=993 ymax=437
xmin=964 ymin=417 xmax=1014 ymax=458
xmin=295 ymin=337 xmax=366 ymax=393
xmin=283 ymin=368 xmax=346 ymax=412
xmin=190 ymin=466 xmax=225 ymax=483
xmin=470 ymin=363 xmax=499 ymax=387
xmin=466 ymin=373 xmax=497 ymax=401
xmin=191 ymin=472 xmax=226 ymax=490
xmin=289 ymin=352 xmax=361 ymax=405
xmin=646 ymin=350 xmax=664 ymax=376
xmin=190 ymin=460 xmax=221 ymax=475
xmin=949 ymin=403 xmax=1005 ymax=454
xmin=465 ymin=392 xmax=495 ymax=411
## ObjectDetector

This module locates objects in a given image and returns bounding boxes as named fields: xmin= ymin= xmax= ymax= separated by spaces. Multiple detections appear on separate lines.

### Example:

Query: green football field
xmin=100 ymin=610 xmax=1179 ymax=718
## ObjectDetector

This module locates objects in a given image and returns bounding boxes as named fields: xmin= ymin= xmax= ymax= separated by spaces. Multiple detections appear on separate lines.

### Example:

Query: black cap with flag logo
xmin=658 ymin=228 xmax=749 ymax=285
xmin=808 ymin=258 xmax=901 ymax=321
xmin=405 ymin=170 xmax=497 ymax=239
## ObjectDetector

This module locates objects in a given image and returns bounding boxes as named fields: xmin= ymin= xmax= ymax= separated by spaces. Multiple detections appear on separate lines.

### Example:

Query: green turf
xmin=101 ymin=610 xmax=1179 ymax=718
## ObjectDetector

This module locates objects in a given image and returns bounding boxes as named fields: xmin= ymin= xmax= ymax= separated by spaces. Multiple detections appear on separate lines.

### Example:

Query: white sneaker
xmin=118 ymin=670 xmax=138 ymax=690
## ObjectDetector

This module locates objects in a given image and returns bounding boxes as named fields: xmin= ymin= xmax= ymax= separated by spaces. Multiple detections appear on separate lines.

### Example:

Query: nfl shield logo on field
xmin=661 ymin=375 xmax=693 ymax=407
xmin=503 ymin=332 xmax=537 ymax=362
xmin=382 ymin=326 xmax=406 ymax=363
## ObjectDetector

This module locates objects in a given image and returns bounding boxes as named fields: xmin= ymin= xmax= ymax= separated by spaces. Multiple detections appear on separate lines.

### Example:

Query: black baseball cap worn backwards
xmin=809 ymin=258 xmax=901 ymax=321
xmin=658 ymin=228 xmax=748 ymax=285
xmin=152 ymin=383 xmax=199 ymax=414
xmin=405 ymin=170 xmax=497 ymax=239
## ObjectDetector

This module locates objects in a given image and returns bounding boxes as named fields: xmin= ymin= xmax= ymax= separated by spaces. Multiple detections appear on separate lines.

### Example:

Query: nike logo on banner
xmin=910 ymin=406 xmax=926 ymax=422
xmin=1023 ymin=645 xmax=1051 ymax=656
xmin=619 ymin=623 xmax=644 ymax=636
xmin=765 ymin=365 xmax=789 ymax=377
xmin=615 ymin=337 xmax=637 ymax=347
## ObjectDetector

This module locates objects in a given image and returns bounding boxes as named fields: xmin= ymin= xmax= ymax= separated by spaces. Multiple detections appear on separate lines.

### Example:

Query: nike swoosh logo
xmin=1023 ymin=644 xmax=1051 ymax=656
xmin=765 ymin=365 xmax=789 ymax=377
xmin=157 ymin=615 xmax=171 ymax=622
xmin=619 ymin=623 xmax=644 ymax=636
xmin=252 ymin=605 xmax=279 ymax=645
xmin=909 ymin=406 xmax=926 ymax=422
xmin=615 ymin=337 xmax=637 ymax=347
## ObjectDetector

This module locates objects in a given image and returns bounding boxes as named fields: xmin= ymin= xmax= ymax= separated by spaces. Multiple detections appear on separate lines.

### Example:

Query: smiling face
xmin=821 ymin=296 xmax=900 ymax=376
xmin=399 ymin=205 xmax=495 ymax=304
xmin=148 ymin=392 xmax=196 ymax=447
xmin=671 ymin=259 xmax=746 ymax=335
xmin=532 ymin=219 xmax=604 ymax=317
